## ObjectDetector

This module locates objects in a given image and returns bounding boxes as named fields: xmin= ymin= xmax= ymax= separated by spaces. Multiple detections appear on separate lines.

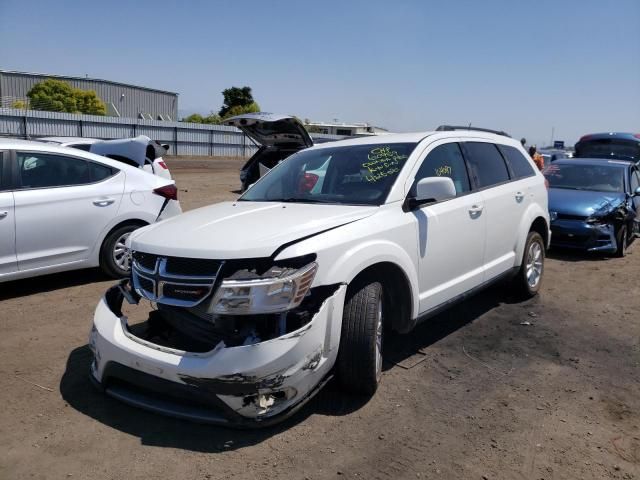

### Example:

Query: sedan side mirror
xmin=405 ymin=177 xmax=456 ymax=210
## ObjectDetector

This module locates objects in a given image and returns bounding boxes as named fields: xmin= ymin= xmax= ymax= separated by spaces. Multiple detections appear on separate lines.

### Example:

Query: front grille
xmin=131 ymin=252 xmax=223 ymax=307
xmin=557 ymin=213 xmax=588 ymax=221
xmin=165 ymin=257 xmax=222 ymax=277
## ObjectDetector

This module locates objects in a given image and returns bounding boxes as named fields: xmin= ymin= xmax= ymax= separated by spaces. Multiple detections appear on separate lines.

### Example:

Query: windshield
xmin=544 ymin=163 xmax=625 ymax=193
xmin=239 ymin=143 xmax=417 ymax=205
xmin=575 ymin=139 xmax=640 ymax=161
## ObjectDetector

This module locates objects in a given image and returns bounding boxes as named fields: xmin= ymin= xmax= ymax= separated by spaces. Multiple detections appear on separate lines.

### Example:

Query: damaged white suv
xmin=89 ymin=126 xmax=550 ymax=426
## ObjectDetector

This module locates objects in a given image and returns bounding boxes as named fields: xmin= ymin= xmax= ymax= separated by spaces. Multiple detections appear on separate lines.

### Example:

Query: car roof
xmin=577 ymin=132 xmax=640 ymax=143
xmin=37 ymin=136 xmax=101 ymax=145
xmin=551 ymin=158 xmax=632 ymax=168
xmin=0 ymin=137 xmax=142 ymax=171
xmin=308 ymin=130 xmax=520 ymax=150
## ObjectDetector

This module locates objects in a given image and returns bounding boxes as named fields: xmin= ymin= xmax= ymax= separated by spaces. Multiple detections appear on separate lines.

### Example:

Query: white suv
xmin=89 ymin=127 xmax=550 ymax=426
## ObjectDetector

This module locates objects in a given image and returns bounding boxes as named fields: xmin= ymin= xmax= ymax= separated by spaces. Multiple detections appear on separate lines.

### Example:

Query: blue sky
xmin=1 ymin=0 xmax=639 ymax=146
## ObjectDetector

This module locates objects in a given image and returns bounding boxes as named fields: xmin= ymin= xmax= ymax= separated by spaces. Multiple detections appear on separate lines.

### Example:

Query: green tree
xmin=218 ymin=86 xmax=260 ymax=118
xmin=74 ymin=89 xmax=106 ymax=115
xmin=182 ymin=112 xmax=222 ymax=124
xmin=27 ymin=78 xmax=78 ymax=112
xmin=11 ymin=99 xmax=28 ymax=109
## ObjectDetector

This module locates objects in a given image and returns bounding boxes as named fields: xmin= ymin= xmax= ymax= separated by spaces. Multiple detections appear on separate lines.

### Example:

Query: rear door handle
xmin=468 ymin=204 xmax=484 ymax=215
xmin=93 ymin=199 xmax=115 ymax=207
xmin=0 ymin=211 xmax=7 ymax=218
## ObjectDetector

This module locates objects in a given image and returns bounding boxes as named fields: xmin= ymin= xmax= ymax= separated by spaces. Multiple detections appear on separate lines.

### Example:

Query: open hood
xmin=223 ymin=113 xmax=313 ymax=148
xmin=90 ymin=135 xmax=165 ymax=167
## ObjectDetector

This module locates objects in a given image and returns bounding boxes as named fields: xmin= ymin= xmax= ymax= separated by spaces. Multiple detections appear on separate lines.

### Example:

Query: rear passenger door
xmin=410 ymin=141 xmax=486 ymax=313
xmin=461 ymin=141 xmax=525 ymax=280
xmin=0 ymin=151 xmax=17 ymax=275
xmin=13 ymin=152 xmax=124 ymax=271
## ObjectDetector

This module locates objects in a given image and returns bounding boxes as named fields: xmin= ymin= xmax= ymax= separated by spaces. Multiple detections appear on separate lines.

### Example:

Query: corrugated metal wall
xmin=0 ymin=71 xmax=178 ymax=120
xmin=0 ymin=108 xmax=345 ymax=157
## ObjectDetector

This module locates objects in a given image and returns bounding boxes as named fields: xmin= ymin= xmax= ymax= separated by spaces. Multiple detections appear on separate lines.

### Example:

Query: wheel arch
xmin=348 ymin=261 xmax=415 ymax=334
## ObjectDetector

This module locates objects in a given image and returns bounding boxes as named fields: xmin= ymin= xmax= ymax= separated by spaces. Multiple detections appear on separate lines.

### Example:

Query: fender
xmin=514 ymin=202 xmax=550 ymax=266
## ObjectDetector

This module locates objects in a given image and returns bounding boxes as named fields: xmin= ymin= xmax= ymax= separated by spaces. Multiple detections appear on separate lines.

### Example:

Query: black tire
xmin=513 ymin=231 xmax=545 ymax=299
xmin=99 ymin=224 xmax=140 ymax=278
xmin=615 ymin=225 xmax=628 ymax=258
xmin=337 ymin=280 xmax=384 ymax=395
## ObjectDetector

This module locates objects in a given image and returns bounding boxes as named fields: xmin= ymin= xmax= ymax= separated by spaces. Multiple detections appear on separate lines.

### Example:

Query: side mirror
xmin=406 ymin=177 xmax=456 ymax=210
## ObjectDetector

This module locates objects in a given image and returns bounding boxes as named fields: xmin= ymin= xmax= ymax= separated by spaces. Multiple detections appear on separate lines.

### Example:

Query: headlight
xmin=210 ymin=262 xmax=318 ymax=315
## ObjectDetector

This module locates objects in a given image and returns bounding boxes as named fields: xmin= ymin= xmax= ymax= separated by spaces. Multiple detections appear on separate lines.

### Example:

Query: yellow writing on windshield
xmin=434 ymin=165 xmax=452 ymax=176
xmin=363 ymin=146 xmax=408 ymax=182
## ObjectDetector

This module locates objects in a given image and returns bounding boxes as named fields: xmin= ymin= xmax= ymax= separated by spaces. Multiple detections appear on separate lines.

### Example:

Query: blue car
xmin=574 ymin=132 xmax=640 ymax=161
xmin=544 ymin=159 xmax=640 ymax=256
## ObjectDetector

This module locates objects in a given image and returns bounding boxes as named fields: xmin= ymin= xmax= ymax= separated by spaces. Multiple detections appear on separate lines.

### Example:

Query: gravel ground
xmin=1 ymin=156 xmax=638 ymax=480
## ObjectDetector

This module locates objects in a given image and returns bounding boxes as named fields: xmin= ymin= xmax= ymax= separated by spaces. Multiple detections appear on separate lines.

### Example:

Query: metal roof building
xmin=0 ymin=69 xmax=178 ymax=120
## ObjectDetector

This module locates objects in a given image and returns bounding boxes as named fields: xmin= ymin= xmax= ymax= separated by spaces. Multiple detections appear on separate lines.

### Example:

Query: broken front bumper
xmin=89 ymin=281 xmax=346 ymax=427
xmin=550 ymin=219 xmax=618 ymax=253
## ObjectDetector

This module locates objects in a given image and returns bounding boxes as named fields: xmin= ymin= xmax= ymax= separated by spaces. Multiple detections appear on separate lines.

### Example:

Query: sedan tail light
xmin=153 ymin=184 xmax=178 ymax=200
xmin=156 ymin=160 xmax=168 ymax=170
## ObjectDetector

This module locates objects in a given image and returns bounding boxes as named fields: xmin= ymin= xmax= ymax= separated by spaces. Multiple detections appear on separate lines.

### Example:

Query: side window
xmin=631 ymin=169 xmax=640 ymax=192
xmin=463 ymin=142 xmax=511 ymax=188
xmin=413 ymin=143 xmax=470 ymax=196
xmin=17 ymin=152 xmax=92 ymax=189
xmin=498 ymin=145 xmax=536 ymax=179
xmin=90 ymin=162 xmax=116 ymax=182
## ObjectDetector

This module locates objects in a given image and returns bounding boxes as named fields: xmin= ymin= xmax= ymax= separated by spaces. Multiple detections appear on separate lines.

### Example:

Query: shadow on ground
xmin=0 ymin=268 xmax=109 ymax=301
xmin=60 ymin=282 xmax=515 ymax=452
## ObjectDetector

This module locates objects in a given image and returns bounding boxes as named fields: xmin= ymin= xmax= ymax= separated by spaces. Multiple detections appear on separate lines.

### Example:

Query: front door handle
xmin=93 ymin=199 xmax=115 ymax=207
xmin=0 ymin=211 xmax=7 ymax=218
xmin=468 ymin=204 xmax=484 ymax=216
xmin=515 ymin=191 xmax=525 ymax=202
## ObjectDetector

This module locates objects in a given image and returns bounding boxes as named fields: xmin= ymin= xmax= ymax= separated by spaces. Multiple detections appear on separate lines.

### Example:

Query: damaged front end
xmin=89 ymin=255 xmax=346 ymax=427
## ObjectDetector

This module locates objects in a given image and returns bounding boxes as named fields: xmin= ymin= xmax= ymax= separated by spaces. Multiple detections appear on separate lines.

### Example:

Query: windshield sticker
xmin=434 ymin=165 xmax=452 ymax=176
xmin=362 ymin=146 xmax=408 ymax=182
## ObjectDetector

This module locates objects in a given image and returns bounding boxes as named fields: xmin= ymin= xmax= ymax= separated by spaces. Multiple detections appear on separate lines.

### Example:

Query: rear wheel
xmin=99 ymin=224 xmax=140 ymax=278
xmin=513 ymin=231 xmax=545 ymax=298
xmin=337 ymin=280 xmax=384 ymax=395
xmin=615 ymin=225 xmax=628 ymax=258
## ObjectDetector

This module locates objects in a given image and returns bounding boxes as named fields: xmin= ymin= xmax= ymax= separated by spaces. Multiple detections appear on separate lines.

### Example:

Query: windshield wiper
xmin=272 ymin=197 xmax=342 ymax=204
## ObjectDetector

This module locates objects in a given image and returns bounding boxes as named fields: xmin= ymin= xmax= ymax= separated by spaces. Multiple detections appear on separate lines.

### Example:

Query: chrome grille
xmin=131 ymin=253 xmax=223 ymax=307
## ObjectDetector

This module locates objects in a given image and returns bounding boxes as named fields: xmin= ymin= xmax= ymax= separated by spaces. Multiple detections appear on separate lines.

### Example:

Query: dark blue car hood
xmin=548 ymin=188 xmax=626 ymax=217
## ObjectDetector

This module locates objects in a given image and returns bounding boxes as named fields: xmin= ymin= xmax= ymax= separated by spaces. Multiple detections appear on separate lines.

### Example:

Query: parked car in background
xmin=39 ymin=135 xmax=173 ymax=179
xmin=89 ymin=127 xmax=549 ymax=426
xmin=574 ymin=132 xmax=640 ymax=161
xmin=0 ymin=139 xmax=181 ymax=282
xmin=223 ymin=113 xmax=314 ymax=191
xmin=545 ymin=159 xmax=640 ymax=256
xmin=538 ymin=148 xmax=568 ymax=167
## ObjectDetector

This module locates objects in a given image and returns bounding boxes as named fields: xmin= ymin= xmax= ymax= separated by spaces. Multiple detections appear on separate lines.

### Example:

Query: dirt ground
xmin=1 ymin=156 xmax=639 ymax=480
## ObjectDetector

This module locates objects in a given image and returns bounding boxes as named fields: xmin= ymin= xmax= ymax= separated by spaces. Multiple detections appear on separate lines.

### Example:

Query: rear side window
xmin=413 ymin=143 xmax=471 ymax=196
xmin=90 ymin=162 xmax=116 ymax=182
xmin=498 ymin=145 xmax=536 ymax=179
xmin=463 ymin=142 xmax=511 ymax=188
xmin=16 ymin=152 xmax=115 ymax=189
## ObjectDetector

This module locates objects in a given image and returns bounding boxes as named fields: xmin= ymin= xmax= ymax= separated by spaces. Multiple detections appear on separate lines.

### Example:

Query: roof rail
xmin=436 ymin=125 xmax=511 ymax=138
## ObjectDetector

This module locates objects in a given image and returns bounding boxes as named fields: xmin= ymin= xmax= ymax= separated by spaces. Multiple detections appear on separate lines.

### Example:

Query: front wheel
xmin=513 ymin=231 xmax=545 ymax=298
xmin=615 ymin=225 xmax=628 ymax=258
xmin=100 ymin=224 xmax=139 ymax=278
xmin=337 ymin=280 xmax=384 ymax=395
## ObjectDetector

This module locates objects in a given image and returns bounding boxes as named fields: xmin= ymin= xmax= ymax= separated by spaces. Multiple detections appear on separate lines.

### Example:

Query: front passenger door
xmin=410 ymin=142 xmax=486 ymax=314
xmin=0 ymin=151 xmax=17 ymax=275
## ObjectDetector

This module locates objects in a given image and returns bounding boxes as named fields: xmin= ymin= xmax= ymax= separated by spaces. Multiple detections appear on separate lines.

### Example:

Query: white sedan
xmin=0 ymin=138 xmax=181 ymax=282
xmin=38 ymin=135 xmax=173 ymax=180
